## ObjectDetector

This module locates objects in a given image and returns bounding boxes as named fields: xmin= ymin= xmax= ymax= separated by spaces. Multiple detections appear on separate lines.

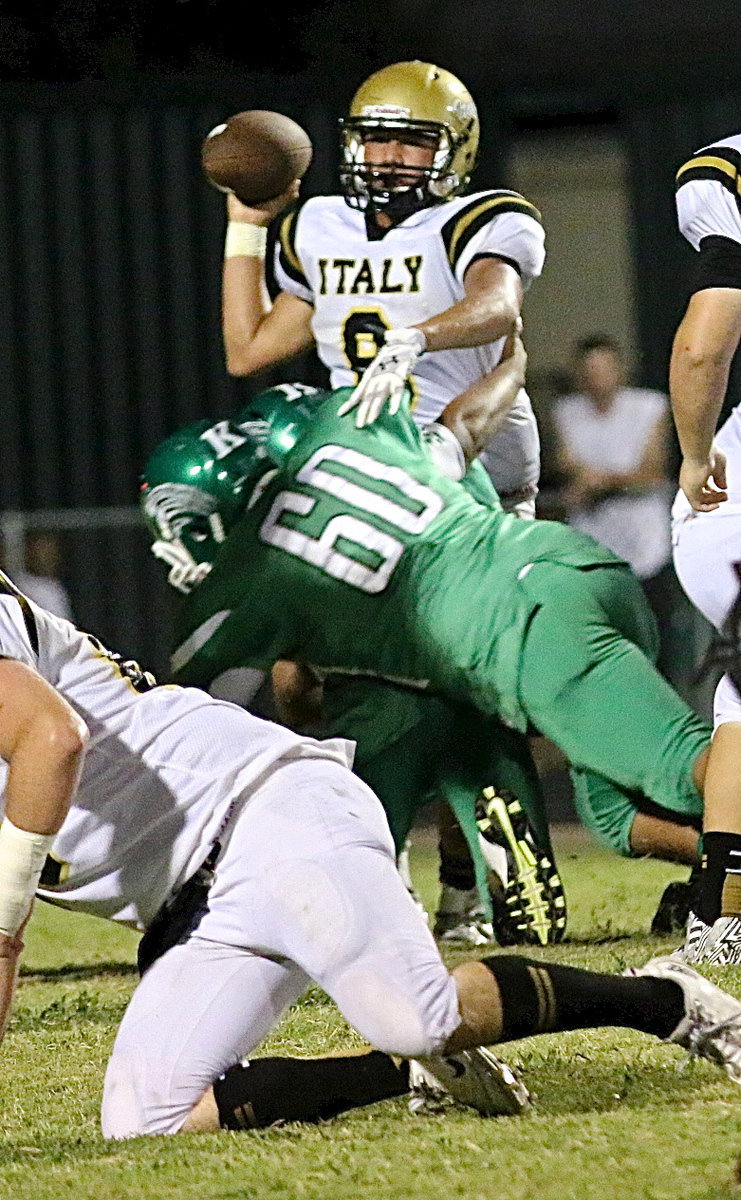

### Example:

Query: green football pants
xmin=322 ymin=678 xmax=549 ymax=914
xmin=517 ymin=562 xmax=710 ymax=856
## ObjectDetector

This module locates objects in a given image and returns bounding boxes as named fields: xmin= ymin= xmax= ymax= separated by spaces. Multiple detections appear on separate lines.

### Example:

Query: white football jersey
xmin=273 ymin=190 xmax=545 ymax=430
xmin=674 ymin=132 xmax=741 ymax=510
xmin=0 ymin=577 xmax=353 ymax=929
xmin=675 ymin=132 xmax=741 ymax=253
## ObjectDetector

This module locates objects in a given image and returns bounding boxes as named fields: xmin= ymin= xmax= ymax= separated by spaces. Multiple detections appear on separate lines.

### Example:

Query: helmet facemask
xmin=143 ymin=483 xmax=229 ymax=595
xmin=141 ymin=385 xmax=325 ymax=595
xmin=339 ymin=62 xmax=479 ymax=220
xmin=339 ymin=116 xmax=465 ymax=219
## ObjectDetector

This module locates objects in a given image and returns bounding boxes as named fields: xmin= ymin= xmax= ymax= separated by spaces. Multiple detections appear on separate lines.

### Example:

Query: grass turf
xmin=2 ymin=826 xmax=741 ymax=1200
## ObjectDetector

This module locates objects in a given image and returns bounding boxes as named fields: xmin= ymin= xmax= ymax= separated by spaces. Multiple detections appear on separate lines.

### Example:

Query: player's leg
xmin=188 ymin=756 xmax=527 ymax=1130
xmin=184 ymin=751 xmax=741 ymax=1129
xmin=672 ymin=507 xmax=741 ymax=959
xmin=440 ymin=953 xmax=741 ymax=1086
xmin=101 ymin=939 xmax=312 ymax=1137
xmin=102 ymin=756 xmax=428 ymax=1139
xmin=436 ymin=711 xmax=565 ymax=946
xmin=518 ymin=562 xmax=710 ymax=846
xmin=682 ymin=673 xmax=741 ymax=961
xmin=184 ymin=945 xmax=741 ymax=1131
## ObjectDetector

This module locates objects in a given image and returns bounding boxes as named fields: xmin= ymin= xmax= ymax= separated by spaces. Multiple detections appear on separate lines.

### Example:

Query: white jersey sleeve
xmin=0 ymin=582 xmax=39 ymax=669
xmin=273 ymin=202 xmax=314 ymax=304
xmin=675 ymin=138 xmax=741 ymax=249
xmin=450 ymin=197 xmax=545 ymax=289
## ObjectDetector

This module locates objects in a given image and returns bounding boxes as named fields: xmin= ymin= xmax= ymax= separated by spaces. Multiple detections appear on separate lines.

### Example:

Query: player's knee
xmin=581 ymin=811 xmax=633 ymax=857
xmin=101 ymin=1052 xmax=191 ymax=1139
xmin=333 ymin=962 xmax=461 ymax=1058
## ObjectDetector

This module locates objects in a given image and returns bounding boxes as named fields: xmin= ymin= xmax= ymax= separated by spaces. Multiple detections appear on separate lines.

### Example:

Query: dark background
xmin=1 ymin=0 xmax=740 ymax=667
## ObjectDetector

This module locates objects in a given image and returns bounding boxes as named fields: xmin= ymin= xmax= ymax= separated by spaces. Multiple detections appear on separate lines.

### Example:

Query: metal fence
xmin=0 ymin=506 xmax=174 ymax=679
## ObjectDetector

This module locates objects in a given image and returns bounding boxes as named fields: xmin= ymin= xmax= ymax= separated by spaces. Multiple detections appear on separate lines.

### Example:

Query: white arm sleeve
xmin=676 ymin=177 xmax=741 ymax=250
xmin=422 ymin=422 xmax=466 ymax=481
xmin=455 ymin=211 xmax=546 ymax=290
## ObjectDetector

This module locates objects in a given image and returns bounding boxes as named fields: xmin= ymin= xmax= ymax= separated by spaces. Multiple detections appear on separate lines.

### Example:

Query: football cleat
xmin=681 ymin=913 xmax=741 ymax=965
xmin=625 ymin=954 xmax=741 ymax=1082
xmin=650 ymin=867 xmax=703 ymax=936
xmin=408 ymin=1048 xmax=531 ymax=1116
xmin=433 ymin=885 xmax=495 ymax=947
xmin=476 ymin=788 xmax=567 ymax=945
xmin=676 ymin=910 xmax=714 ymax=963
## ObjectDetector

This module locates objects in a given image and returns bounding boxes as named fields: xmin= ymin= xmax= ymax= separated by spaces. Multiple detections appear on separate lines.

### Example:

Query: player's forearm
xmin=413 ymin=290 xmax=519 ymax=353
xmin=670 ymin=341 xmax=731 ymax=462
xmin=669 ymin=293 xmax=741 ymax=462
xmin=271 ymin=660 xmax=324 ymax=730
xmin=222 ymin=257 xmax=273 ymax=376
xmin=0 ymin=931 xmax=24 ymax=1047
xmin=441 ymin=346 xmax=527 ymax=464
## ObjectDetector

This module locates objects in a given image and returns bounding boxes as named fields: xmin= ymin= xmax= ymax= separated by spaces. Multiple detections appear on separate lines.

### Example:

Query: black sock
xmin=481 ymin=955 xmax=685 ymax=1041
xmin=697 ymin=832 xmax=741 ymax=924
xmin=213 ymin=1051 xmax=410 ymax=1130
xmin=439 ymin=853 xmax=477 ymax=892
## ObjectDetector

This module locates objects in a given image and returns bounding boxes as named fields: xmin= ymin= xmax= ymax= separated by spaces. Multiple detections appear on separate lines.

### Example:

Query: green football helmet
xmin=141 ymin=382 xmax=323 ymax=593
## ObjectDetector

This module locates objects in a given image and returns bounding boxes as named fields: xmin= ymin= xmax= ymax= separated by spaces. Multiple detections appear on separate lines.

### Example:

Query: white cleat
xmin=408 ymin=1047 xmax=531 ymax=1116
xmin=696 ymin=916 xmax=741 ymax=966
xmin=625 ymin=955 xmax=741 ymax=1082
xmin=677 ymin=910 xmax=714 ymax=963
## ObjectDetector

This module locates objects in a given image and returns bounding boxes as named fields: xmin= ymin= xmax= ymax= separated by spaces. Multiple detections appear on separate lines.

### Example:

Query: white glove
xmin=338 ymin=327 xmax=427 ymax=427
xmin=151 ymin=540 xmax=213 ymax=594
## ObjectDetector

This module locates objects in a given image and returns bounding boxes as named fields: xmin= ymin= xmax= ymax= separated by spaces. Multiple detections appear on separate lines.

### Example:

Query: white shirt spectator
xmin=554 ymin=384 xmax=672 ymax=580
xmin=14 ymin=572 xmax=74 ymax=622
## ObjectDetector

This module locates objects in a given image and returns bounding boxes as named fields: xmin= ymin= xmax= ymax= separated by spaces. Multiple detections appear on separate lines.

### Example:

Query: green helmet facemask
xmin=141 ymin=383 xmax=323 ymax=593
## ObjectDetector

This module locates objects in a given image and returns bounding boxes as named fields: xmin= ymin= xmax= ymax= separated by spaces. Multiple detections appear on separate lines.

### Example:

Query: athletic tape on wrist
xmin=224 ymin=223 xmax=268 ymax=259
xmin=0 ymin=818 xmax=54 ymax=936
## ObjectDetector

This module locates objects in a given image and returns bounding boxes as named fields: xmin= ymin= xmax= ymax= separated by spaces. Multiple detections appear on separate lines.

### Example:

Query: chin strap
xmin=151 ymin=540 xmax=213 ymax=594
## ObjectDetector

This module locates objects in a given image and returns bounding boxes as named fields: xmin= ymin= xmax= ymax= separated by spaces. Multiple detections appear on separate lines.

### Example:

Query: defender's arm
xmin=440 ymin=331 xmax=527 ymax=466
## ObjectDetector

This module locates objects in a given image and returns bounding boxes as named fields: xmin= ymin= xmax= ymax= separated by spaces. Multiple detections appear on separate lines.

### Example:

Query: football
xmin=201 ymin=110 xmax=313 ymax=206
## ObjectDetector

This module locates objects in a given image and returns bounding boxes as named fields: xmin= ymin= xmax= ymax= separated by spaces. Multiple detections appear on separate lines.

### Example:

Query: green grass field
xmin=3 ymin=826 xmax=741 ymax=1200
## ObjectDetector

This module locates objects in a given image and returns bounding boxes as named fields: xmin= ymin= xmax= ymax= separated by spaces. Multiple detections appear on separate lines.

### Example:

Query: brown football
xmin=202 ymin=110 xmax=313 ymax=205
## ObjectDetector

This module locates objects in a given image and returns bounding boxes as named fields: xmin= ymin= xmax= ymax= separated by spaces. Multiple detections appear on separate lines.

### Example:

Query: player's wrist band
xmin=0 ymin=817 xmax=55 ymax=937
xmin=224 ymin=223 xmax=268 ymax=259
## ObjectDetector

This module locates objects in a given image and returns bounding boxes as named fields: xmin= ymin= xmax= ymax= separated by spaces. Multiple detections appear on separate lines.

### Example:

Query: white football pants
xmin=101 ymin=758 xmax=460 ymax=1138
xmin=673 ymin=504 xmax=741 ymax=728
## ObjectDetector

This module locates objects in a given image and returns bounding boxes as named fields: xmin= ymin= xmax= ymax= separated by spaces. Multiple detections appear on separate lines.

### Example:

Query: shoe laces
xmin=684 ymin=1009 xmax=741 ymax=1072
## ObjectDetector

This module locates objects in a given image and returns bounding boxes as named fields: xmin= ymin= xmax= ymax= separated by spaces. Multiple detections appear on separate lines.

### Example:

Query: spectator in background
xmin=14 ymin=532 xmax=75 ymax=622
xmin=553 ymin=336 xmax=678 ymax=682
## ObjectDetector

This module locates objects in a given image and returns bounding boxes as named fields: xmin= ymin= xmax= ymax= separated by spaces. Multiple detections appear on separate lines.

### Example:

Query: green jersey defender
xmin=142 ymin=384 xmax=710 ymax=923
xmin=143 ymin=382 xmax=566 ymax=945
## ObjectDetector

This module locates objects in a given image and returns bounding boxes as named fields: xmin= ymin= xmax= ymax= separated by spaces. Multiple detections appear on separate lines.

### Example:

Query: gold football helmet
xmin=339 ymin=61 xmax=479 ymax=216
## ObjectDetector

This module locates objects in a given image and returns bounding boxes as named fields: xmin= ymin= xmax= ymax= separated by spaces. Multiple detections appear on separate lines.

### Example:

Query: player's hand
xmin=226 ymin=181 xmax=300 ymax=226
xmin=679 ymin=448 xmax=728 ymax=511
xmin=338 ymin=328 xmax=427 ymax=427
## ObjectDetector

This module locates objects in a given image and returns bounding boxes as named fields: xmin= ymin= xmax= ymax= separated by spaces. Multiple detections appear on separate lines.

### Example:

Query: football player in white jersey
xmin=220 ymin=59 xmax=545 ymax=940
xmin=1 ymin=572 xmax=741 ymax=1135
xmin=670 ymin=134 xmax=741 ymax=962
xmin=222 ymin=60 xmax=544 ymax=506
